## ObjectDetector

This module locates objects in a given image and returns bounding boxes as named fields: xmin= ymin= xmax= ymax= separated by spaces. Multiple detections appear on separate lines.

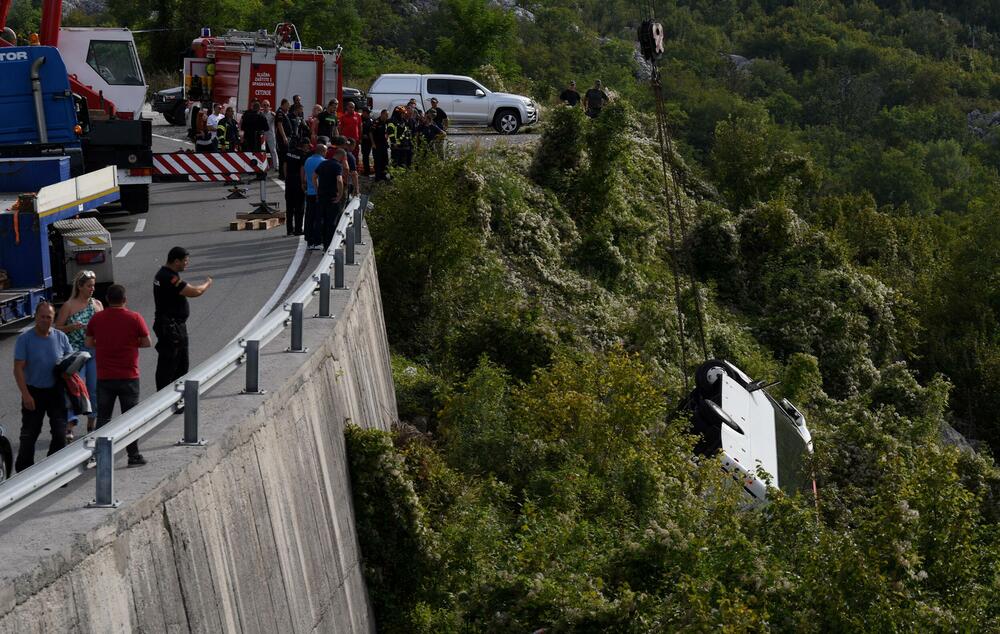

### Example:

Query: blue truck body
xmin=0 ymin=46 xmax=119 ymax=326
xmin=0 ymin=47 xmax=82 ymax=148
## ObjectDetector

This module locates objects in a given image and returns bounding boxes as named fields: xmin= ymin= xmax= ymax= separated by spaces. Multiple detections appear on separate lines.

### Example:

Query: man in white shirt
xmin=206 ymin=103 xmax=223 ymax=149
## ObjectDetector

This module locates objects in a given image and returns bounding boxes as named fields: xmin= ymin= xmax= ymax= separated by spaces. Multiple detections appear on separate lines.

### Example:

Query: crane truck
xmin=0 ymin=0 xmax=152 ymax=213
xmin=0 ymin=44 xmax=119 ymax=326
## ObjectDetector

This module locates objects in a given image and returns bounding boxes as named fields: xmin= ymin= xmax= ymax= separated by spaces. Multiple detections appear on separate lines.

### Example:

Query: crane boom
xmin=39 ymin=0 xmax=61 ymax=46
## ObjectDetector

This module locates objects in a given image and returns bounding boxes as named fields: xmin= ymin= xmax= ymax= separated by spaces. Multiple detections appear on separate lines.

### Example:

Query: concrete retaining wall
xmin=0 ymin=232 xmax=396 ymax=633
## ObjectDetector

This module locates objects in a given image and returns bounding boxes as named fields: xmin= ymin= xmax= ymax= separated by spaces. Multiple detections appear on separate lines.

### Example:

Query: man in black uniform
xmin=371 ymin=109 xmax=390 ymax=181
xmin=283 ymin=137 xmax=310 ymax=236
xmin=240 ymin=101 xmax=268 ymax=151
xmin=317 ymin=98 xmax=339 ymax=139
xmin=315 ymin=149 xmax=345 ymax=250
xmin=275 ymin=99 xmax=292 ymax=179
xmin=560 ymin=80 xmax=580 ymax=106
xmin=152 ymin=247 xmax=213 ymax=390
xmin=428 ymin=97 xmax=449 ymax=130
xmin=360 ymin=106 xmax=373 ymax=176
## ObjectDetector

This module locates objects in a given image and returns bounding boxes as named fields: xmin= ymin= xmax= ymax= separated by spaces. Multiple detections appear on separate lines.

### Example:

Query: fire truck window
xmin=86 ymin=40 xmax=144 ymax=86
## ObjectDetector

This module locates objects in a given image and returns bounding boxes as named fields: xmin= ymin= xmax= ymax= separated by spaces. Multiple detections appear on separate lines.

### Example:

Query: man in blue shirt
xmin=302 ymin=143 xmax=327 ymax=251
xmin=13 ymin=302 xmax=74 ymax=472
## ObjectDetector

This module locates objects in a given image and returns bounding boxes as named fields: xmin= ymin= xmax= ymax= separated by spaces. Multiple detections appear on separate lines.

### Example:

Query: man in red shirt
xmin=339 ymin=101 xmax=363 ymax=162
xmin=85 ymin=284 xmax=152 ymax=466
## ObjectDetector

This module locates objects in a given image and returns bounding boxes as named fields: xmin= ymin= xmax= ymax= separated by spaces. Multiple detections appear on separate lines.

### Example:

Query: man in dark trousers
xmin=153 ymin=247 xmax=212 ymax=390
xmin=560 ymin=80 xmax=581 ymax=106
xmin=371 ymin=109 xmax=390 ymax=181
xmin=275 ymin=98 xmax=292 ymax=179
xmin=283 ymin=136 xmax=310 ymax=236
xmin=85 ymin=284 xmax=151 ymax=467
xmin=315 ymin=148 xmax=345 ymax=250
xmin=584 ymin=80 xmax=610 ymax=118
xmin=302 ymin=143 xmax=327 ymax=251
xmin=359 ymin=106 xmax=374 ymax=176
xmin=13 ymin=302 xmax=73 ymax=472
xmin=240 ymin=100 xmax=268 ymax=151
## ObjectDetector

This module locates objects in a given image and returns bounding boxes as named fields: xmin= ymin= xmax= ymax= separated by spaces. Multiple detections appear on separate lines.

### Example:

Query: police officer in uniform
xmin=153 ymin=247 xmax=212 ymax=391
xmin=283 ymin=137 xmax=310 ymax=236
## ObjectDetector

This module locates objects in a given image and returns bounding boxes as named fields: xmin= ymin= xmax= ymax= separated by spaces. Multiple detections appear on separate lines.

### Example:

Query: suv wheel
xmin=166 ymin=102 xmax=186 ymax=126
xmin=493 ymin=109 xmax=521 ymax=135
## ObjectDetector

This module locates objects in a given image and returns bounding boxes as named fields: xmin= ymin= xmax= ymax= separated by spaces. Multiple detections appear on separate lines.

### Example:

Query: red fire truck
xmin=184 ymin=24 xmax=343 ymax=112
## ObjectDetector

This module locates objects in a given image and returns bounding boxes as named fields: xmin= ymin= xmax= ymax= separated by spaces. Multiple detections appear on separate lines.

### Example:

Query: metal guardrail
xmin=0 ymin=196 xmax=367 ymax=521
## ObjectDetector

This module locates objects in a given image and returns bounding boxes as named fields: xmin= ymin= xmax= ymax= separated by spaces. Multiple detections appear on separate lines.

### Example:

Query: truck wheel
xmin=120 ymin=184 xmax=150 ymax=214
xmin=166 ymin=102 xmax=186 ymax=126
xmin=493 ymin=109 xmax=521 ymax=135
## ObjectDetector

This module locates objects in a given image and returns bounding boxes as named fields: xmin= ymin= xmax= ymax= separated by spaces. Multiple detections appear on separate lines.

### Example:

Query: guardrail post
xmin=242 ymin=339 xmax=264 ymax=394
xmin=86 ymin=437 xmax=120 ymax=508
xmin=334 ymin=248 xmax=346 ymax=288
xmin=317 ymin=272 xmax=332 ymax=317
xmin=353 ymin=206 xmax=364 ymax=245
xmin=287 ymin=302 xmax=308 ymax=353
xmin=346 ymin=226 xmax=356 ymax=265
xmin=176 ymin=380 xmax=206 ymax=446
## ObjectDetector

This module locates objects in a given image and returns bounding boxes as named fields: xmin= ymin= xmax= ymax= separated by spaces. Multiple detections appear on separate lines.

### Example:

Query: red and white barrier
xmin=153 ymin=152 xmax=269 ymax=181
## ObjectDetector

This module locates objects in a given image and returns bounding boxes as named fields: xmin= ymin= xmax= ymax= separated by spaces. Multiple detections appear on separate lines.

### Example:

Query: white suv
xmin=367 ymin=74 xmax=538 ymax=134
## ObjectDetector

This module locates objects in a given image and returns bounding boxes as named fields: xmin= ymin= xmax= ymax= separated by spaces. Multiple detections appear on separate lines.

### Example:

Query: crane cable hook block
xmin=638 ymin=20 xmax=665 ymax=63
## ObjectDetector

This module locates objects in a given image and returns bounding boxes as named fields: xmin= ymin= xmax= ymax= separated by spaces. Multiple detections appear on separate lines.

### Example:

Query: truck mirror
xmin=475 ymin=89 xmax=485 ymax=97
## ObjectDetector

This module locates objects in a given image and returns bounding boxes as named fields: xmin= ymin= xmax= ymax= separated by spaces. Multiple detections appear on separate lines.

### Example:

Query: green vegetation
xmin=347 ymin=2 xmax=1000 ymax=628
xmin=350 ymin=96 xmax=1000 ymax=630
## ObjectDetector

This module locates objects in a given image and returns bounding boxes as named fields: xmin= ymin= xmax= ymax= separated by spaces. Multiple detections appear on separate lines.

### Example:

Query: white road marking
xmin=116 ymin=241 xmax=135 ymax=258
xmin=152 ymin=132 xmax=193 ymax=146
xmin=271 ymin=178 xmax=286 ymax=191
xmin=135 ymin=219 xmax=146 ymax=233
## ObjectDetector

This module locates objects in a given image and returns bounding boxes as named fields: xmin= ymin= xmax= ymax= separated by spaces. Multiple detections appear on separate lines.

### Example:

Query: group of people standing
xmin=189 ymin=94 xmax=449 ymax=181
xmin=559 ymin=79 xmax=611 ymax=118
xmin=382 ymin=97 xmax=449 ymax=169
xmin=13 ymin=248 xmax=212 ymax=473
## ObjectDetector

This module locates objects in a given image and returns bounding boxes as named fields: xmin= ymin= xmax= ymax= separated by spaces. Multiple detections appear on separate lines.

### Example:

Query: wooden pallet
xmin=229 ymin=217 xmax=284 ymax=231
xmin=235 ymin=212 xmax=285 ymax=220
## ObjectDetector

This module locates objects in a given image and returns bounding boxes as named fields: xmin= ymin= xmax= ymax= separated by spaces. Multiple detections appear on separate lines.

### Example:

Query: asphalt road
xmin=0 ymin=130 xmax=304 ymax=464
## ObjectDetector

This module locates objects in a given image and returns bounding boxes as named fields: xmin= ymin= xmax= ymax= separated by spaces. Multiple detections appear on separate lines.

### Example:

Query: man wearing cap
xmin=317 ymin=99 xmax=340 ymax=140
xmin=152 ymin=247 xmax=213 ymax=390
xmin=560 ymin=81 xmax=581 ymax=107
xmin=428 ymin=97 xmax=449 ymax=130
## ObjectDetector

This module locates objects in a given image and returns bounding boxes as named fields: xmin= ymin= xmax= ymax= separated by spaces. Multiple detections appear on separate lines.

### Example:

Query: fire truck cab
xmin=184 ymin=25 xmax=343 ymax=113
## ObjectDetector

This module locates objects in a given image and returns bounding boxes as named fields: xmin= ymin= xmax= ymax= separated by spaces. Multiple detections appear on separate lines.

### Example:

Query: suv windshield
xmin=86 ymin=40 xmax=144 ymax=86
